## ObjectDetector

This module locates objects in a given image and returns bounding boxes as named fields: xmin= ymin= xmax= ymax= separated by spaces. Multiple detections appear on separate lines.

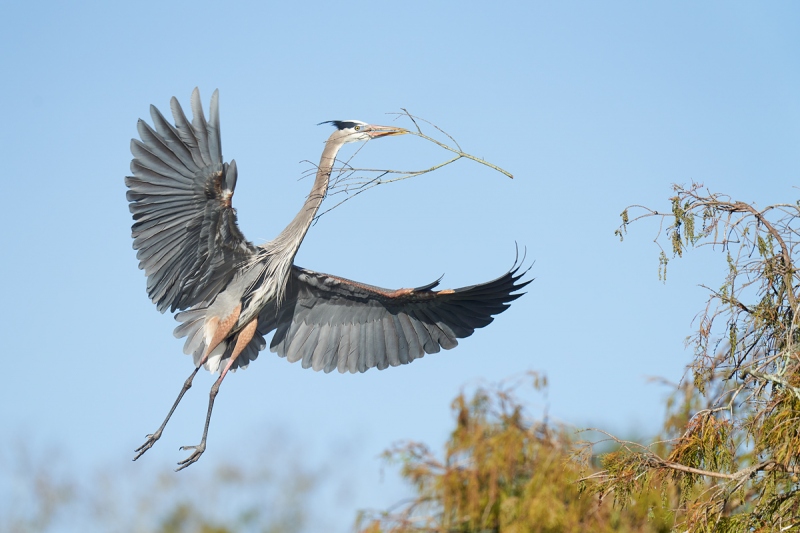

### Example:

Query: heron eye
xmin=354 ymin=125 xmax=361 ymax=131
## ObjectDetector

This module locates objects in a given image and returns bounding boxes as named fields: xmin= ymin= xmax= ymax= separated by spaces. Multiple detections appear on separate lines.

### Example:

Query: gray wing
xmin=260 ymin=261 xmax=531 ymax=374
xmin=126 ymin=88 xmax=258 ymax=313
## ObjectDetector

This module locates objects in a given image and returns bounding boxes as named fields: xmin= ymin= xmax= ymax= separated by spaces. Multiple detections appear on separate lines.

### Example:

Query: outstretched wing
xmin=126 ymin=88 xmax=258 ymax=313
xmin=261 ymin=261 xmax=531 ymax=373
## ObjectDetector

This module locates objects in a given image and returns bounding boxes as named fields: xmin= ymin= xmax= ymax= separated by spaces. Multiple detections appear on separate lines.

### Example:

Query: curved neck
xmin=269 ymin=133 xmax=346 ymax=259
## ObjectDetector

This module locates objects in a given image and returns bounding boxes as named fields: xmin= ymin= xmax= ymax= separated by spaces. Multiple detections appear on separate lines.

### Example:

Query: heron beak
xmin=366 ymin=125 xmax=408 ymax=139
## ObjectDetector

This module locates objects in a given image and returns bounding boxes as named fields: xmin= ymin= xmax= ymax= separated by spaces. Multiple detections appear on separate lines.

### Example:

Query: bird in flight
xmin=126 ymin=88 xmax=529 ymax=470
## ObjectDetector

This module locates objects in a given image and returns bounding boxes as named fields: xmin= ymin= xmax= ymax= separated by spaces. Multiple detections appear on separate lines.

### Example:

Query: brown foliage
xmin=594 ymin=184 xmax=800 ymax=531
xmin=358 ymin=374 xmax=673 ymax=532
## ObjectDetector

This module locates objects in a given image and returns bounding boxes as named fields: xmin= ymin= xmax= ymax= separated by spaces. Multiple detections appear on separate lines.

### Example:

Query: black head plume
xmin=318 ymin=120 xmax=364 ymax=130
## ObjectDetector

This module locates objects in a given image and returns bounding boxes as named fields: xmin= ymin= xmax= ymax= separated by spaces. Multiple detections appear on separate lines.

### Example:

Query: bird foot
xmin=133 ymin=429 xmax=163 ymax=461
xmin=176 ymin=442 xmax=206 ymax=471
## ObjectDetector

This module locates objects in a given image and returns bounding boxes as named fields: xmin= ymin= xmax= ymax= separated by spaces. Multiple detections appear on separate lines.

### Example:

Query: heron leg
xmin=134 ymin=355 xmax=210 ymax=460
xmin=135 ymin=306 xmax=243 ymax=462
xmin=176 ymin=318 xmax=258 ymax=471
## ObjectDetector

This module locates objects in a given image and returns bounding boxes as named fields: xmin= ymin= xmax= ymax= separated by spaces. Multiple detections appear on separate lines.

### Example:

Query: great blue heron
xmin=126 ymin=88 xmax=529 ymax=470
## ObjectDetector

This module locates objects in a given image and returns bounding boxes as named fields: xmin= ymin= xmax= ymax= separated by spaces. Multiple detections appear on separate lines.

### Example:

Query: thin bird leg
xmin=176 ymin=318 xmax=258 ymax=471
xmin=133 ymin=353 xmax=211 ymax=461
xmin=135 ymin=306 xmax=243 ymax=461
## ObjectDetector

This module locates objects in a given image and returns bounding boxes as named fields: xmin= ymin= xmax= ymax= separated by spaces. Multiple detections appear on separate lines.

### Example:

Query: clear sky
xmin=1 ymin=1 xmax=798 ymax=530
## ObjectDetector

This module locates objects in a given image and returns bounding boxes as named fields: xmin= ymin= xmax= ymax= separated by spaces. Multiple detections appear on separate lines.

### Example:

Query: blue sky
xmin=1 ymin=1 xmax=798 ymax=530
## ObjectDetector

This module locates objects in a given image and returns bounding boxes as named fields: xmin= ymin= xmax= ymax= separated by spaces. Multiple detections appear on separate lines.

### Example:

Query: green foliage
xmin=596 ymin=183 xmax=800 ymax=531
xmin=359 ymin=375 xmax=674 ymax=532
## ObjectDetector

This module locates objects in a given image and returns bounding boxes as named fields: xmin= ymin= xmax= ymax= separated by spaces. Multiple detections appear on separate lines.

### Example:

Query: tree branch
xmin=720 ymin=201 xmax=797 ymax=310
xmin=581 ymin=458 xmax=800 ymax=486
xmin=739 ymin=368 xmax=800 ymax=402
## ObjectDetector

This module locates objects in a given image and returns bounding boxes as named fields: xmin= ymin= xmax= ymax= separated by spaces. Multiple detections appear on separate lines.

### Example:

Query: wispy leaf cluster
xmin=359 ymin=374 xmax=672 ymax=532
xmin=591 ymin=184 xmax=800 ymax=531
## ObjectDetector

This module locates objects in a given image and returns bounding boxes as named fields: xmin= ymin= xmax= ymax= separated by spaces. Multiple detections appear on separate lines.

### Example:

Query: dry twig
xmin=308 ymin=110 xmax=513 ymax=222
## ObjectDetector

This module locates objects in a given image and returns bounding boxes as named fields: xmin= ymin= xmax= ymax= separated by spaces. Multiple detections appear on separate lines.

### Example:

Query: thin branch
xmin=390 ymin=110 xmax=509 ymax=177
xmin=313 ymin=158 xmax=463 ymax=221
xmin=740 ymin=368 xmax=800 ymax=403
xmin=718 ymin=201 xmax=797 ymax=309
xmin=397 ymin=108 xmax=463 ymax=152
xmin=656 ymin=460 xmax=755 ymax=481
xmin=403 ymin=132 xmax=512 ymax=178
xmin=581 ymin=458 xmax=800 ymax=485
xmin=308 ymin=111 xmax=513 ymax=222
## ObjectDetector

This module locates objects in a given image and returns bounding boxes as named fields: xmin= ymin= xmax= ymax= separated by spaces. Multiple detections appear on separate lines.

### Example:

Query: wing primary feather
xmin=309 ymin=324 xmax=331 ymax=371
xmin=357 ymin=320 xmax=368 ymax=372
xmin=418 ymin=307 xmax=458 ymax=341
xmin=383 ymin=318 xmax=400 ymax=367
xmin=415 ymin=308 xmax=457 ymax=350
xmin=298 ymin=327 xmax=321 ymax=368
xmin=371 ymin=321 xmax=388 ymax=370
xmin=132 ymin=134 xmax=194 ymax=183
xmin=270 ymin=323 xmax=289 ymax=355
xmin=321 ymin=324 xmax=341 ymax=373
xmin=285 ymin=322 xmax=313 ymax=363
xmin=407 ymin=309 xmax=439 ymax=354
xmin=427 ymin=305 xmax=476 ymax=336
xmin=336 ymin=324 xmax=352 ymax=373
xmin=169 ymin=96 xmax=204 ymax=169
xmin=207 ymin=89 xmax=222 ymax=166
xmin=148 ymin=107 xmax=201 ymax=173
xmin=396 ymin=312 xmax=423 ymax=361
xmin=347 ymin=322 xmax=361 ymax=374
xmin=303 ymin=324 xmax=331 ymax=372
xmin=225 ymin=160 xmax=238 ymax=191
xmin=364 ymin=321 xmax=376 ymax=370
xmin=390 ymin=314 xmax=410 ymax=365
xmin=443 ymin=302 xmax=498 ymax=325
xmin=190 ymin=88 xmax=213 ymax=166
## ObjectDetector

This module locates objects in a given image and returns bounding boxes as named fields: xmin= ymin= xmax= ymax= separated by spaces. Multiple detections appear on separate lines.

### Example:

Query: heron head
xmin=320 ymin=120 xmax=408 ymax=143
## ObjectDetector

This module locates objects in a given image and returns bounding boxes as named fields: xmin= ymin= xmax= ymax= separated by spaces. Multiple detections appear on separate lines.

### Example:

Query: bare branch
xmin=740 ymin=368 xmax=800 ymax=403
xmin=309 ymin=111 xmax=513 ymax=222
